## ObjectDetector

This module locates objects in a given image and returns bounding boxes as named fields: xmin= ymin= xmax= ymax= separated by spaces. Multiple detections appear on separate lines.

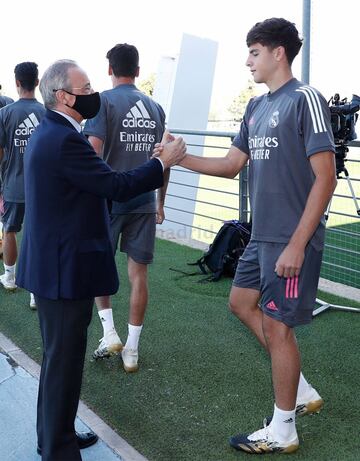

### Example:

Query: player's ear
xmin=273 ymin=45 xmax=286 ymax=62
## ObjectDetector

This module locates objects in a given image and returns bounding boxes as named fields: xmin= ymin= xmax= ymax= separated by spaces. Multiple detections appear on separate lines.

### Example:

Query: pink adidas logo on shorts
xmin=266 ymin=300 xmax=278 ymax=311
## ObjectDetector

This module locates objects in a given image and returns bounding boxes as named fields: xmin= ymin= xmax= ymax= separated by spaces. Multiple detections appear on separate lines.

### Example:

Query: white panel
xmin=153 ymin=34 xmax=218 ymax=237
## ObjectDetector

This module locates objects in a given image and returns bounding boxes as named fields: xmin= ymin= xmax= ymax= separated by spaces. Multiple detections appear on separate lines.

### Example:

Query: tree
xmin=228 ymin=79 xmax=257 ymax=121
xmin=138 ymin=73 xmax=156 ymax=96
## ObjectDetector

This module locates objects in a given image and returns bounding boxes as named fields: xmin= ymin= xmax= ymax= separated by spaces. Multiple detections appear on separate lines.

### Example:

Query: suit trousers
xmin=35 ymin=296 xmax=93 ymax=461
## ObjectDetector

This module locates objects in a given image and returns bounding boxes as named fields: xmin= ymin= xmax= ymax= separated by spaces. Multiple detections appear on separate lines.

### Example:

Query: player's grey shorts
xmin=1 ymin=201 xmax=25 ymax=232
xmin=232 ymin=240 xmax=323 ymax=327
xmin=110 ymin=213 xmax=156 ymax=264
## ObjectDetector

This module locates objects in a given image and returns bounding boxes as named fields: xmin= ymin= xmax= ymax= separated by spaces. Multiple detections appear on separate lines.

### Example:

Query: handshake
xmin=152 ymin=130 xmax=186 ymax=170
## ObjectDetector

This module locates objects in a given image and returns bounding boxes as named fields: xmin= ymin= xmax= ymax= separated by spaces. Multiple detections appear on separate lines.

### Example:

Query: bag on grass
xmin=171 ymin=220 xmax=251 ymax=282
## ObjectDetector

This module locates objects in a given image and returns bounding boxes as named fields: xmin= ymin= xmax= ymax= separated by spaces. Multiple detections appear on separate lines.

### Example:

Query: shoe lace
xmin=248 ymin=419 xmax=271 ymax=442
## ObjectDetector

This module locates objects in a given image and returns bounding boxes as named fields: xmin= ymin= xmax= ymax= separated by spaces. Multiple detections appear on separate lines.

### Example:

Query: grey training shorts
xmin=110 ymin=213 xmax=156 ymax=264
xmin=1 ymin=201 xmax=25 ymax=232
xmin=232 ymin=240 xmax=323 ymax=327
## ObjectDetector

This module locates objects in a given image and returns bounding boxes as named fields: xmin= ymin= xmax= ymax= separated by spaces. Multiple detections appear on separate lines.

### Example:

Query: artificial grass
xmin=1 ymin=238 xmax=360 ymax=460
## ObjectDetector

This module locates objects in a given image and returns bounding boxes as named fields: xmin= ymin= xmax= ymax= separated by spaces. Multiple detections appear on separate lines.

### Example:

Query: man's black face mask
xmin=65 ymin=91 xmax=101 ymax=119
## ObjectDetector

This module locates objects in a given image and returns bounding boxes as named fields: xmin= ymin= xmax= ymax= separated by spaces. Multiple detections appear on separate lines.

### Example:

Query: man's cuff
xmin=155 ymin=157 xmax=165 ymax=171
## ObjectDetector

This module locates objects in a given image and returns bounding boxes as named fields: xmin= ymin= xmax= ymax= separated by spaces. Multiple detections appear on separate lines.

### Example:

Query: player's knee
xmin=228 ymin=297 xmax=248 ymax=320
xmin=262 ymin=315 xmax=293 ymax=348
xmin=228 ymin=298 xmax=239 ymax=315
xmin=228 ymin=290 xmax=239 ymax=313
xmin=229 ymin=289 xmax=259 ymax=318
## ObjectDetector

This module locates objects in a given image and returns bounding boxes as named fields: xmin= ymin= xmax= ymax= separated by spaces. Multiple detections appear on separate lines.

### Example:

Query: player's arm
xmin=155 ymin=130 xmax=171 ymax=224
xmin=156 ymin=168 xmax=170 ymax=224
xmin=275 ymin=151 xmax=337 ymax=278
xmin=87 ymin=136 xmax=104 ymax=157
xmin=179 ymin=145 xmax=248 ymax=178
xmin=154 ymin=130 xmax=248 ymax=178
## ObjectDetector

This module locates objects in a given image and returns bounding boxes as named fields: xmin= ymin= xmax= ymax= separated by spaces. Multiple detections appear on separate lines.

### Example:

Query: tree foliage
xmin=228 ymin=79 xmax=257 ymax=121
xmin=138 ymin=73 xmax=156 ymax=96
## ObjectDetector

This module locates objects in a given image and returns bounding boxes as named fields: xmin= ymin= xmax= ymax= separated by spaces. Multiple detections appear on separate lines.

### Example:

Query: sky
xmin=1 ymin=0 xmax=360 ymax=116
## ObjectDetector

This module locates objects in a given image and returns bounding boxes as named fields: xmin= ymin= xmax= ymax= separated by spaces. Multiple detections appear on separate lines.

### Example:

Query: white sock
xmin=98 ymin=308 xmax=115 ymax=336
xmin=269 ymin=404 xmax=297 ymax=442
xmin=125 ymin=324 xmax=143 ymax=350
xmin=4 ymin=263 xmax=16 ymax=278
xmin=297 ymin=372 xmax=312 ymax=402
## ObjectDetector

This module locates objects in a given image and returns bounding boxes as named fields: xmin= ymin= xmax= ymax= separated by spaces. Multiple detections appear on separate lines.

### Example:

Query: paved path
xmin=0 ymin=332 xmax=148 ymax=461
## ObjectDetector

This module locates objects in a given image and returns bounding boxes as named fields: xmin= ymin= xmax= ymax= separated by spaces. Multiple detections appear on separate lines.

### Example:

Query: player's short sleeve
xmin=296 ymin=86 xmax=335 ymax=157
xmin=157 ymin=103 xmax=166 ymax=137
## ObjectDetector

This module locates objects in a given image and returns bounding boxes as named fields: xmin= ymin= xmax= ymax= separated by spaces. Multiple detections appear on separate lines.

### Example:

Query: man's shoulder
xmin=4 ymin=98 xmax=44 ymax=111
xmin=132 ymin=90 xmax=165 ymax=119
xmin=0 ymin=100 xmax=18 ymax=122
xmin=27 ymin=100 xmax=46 ymax=118
xmin=102 ymin=85 xmax=159 ymax=103
xmin=101 ymin=86 xmax=165 ymax=118
xmin=100 ymin=86 xmax=132 ymax=107
xmin=24 ymin=99 xmax=45 ymax=109
xmin=101 ymin=84 xmax=135 ymax=98
xmin=245 ymin=94 xmax=266 ymax=113
xmin=0 ymin=96 xmax=14 ymax=108
xmin=0 ymin=99 xmax=17 ymax=113
xmin=287 ymin=80 xmax=326 ymax=104
xmin=134 ymin=89 xmax=163 ymax=108
xmin=39 ymin=112 xmax=79 ymax=135
xmin=33 ymin=100 xmax=45 ymax=109
xmin=101 ymin=87 xmax=118 ymax=98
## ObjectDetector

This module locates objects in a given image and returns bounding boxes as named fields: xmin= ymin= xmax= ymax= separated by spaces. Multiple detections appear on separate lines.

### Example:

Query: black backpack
xmin=171 ymin=220 xmax=251 ymax=282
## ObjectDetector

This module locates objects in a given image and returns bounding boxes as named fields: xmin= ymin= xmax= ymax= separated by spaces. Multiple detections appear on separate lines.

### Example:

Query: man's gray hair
xmin=39 ymin=59 xmax=78 ymax=109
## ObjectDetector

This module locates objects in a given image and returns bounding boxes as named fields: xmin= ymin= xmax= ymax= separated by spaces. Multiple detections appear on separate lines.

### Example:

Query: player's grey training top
xmin=233 ymin=78 xmax=335 ymax=250
xmin=84 ymin=84 xmax=165 ymax=214
xmin=0 ymin=98 xmax=45 ymax=202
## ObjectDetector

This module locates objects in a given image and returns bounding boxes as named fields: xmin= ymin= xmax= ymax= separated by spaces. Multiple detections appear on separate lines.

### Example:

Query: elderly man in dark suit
xmin=16 ymin=59 xmax=185 ymax=461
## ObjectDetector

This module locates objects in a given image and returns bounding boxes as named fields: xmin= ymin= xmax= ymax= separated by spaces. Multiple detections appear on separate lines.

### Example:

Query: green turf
xmin=1 ymin=238 xmax=360 ymax=460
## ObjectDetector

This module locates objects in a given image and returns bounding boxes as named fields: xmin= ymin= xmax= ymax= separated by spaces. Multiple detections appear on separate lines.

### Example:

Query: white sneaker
xmin=29 ymin=293 xmax=36 ymax=310
xmin=93 ymin=329 xmax=123 ymax=359
xmin=296 ymin=385 xmax=324 ymax=416
xmin=121 ymin=348 xmax=139 ymax=373
xmin=0 ymin=273 xmax=17 ymax=290
xmin=230 ymin=420 xmax=299 ymax=454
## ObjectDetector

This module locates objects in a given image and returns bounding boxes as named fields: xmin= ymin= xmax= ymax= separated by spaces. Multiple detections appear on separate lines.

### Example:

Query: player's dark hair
xmin=106 ymin=43 xmax=139 ymax=78
xmin=14 ymin=62 xmax=39 ymax=91
xmin=246 ymin=18 xmax=302 ymax=65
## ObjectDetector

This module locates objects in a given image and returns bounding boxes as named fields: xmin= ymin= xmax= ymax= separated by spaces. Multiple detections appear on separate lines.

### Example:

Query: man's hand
xmin=161 ymin=129 xmax=175 ymax=145
xmin=153 ymin=130 xmax=175 ymax=158
xmin=156 ymin=137 xmax=186 ymax=169
xmin=275 ymin=243 xmax=305 ymax=278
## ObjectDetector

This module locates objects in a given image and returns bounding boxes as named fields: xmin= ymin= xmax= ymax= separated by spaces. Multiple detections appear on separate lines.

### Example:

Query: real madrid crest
xmin=268 ymin=110 xmax=279 ymax=128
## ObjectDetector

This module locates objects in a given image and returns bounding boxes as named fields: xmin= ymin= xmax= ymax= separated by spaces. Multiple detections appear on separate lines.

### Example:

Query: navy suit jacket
xmin=17 ymin=110 xmax=163 ymax=300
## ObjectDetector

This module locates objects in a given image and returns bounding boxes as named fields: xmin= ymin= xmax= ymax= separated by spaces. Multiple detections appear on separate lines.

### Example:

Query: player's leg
xmin=121 ymin=213 xmax=156 ymax=372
